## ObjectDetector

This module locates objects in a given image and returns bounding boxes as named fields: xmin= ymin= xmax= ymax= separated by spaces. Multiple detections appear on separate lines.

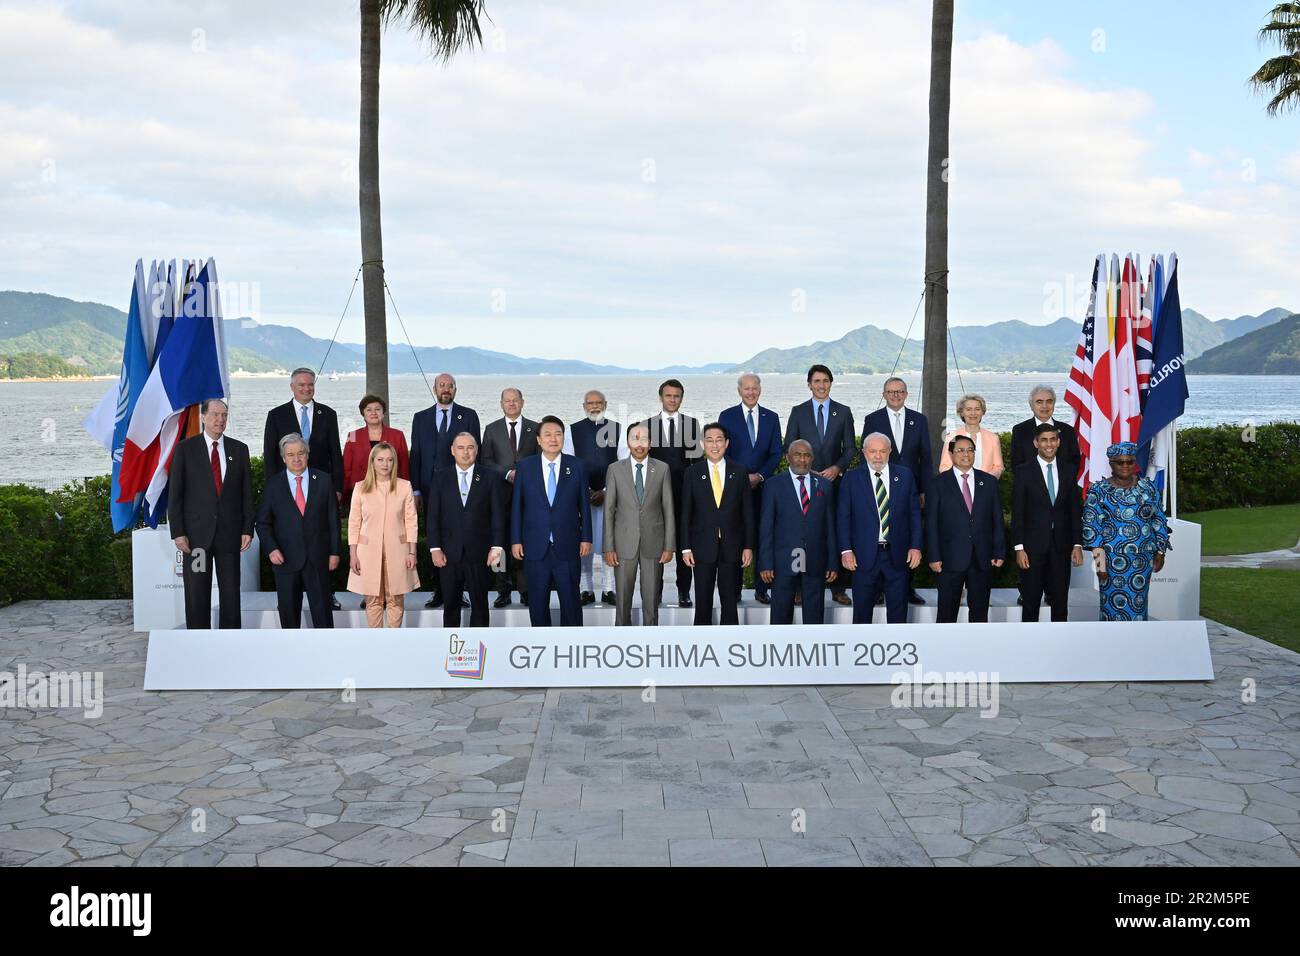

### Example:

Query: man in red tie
xmin=925 ymin=434 xmax=1007 ymax=623
xmin=255 ymin=433 xmax=341 ymax=628
xmin=168 ymin=398 xmax=255 ymax=629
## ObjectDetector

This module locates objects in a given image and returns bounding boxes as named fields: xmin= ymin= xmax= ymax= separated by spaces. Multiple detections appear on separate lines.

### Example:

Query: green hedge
xmin=2 ymin=423 xmax=1296 ymax=607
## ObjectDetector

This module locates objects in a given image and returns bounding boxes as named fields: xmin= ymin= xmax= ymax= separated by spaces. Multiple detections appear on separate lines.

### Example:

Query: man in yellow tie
xmin=680 ymin=423 xmax=754 ymax=625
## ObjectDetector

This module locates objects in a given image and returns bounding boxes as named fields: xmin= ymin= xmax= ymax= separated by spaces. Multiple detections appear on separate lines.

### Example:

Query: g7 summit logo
xmin=445 ymin=633 xmax=486 ymax=680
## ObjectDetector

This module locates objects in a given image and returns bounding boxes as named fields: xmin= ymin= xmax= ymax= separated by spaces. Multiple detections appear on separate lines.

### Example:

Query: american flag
xmin=1065 ymin=255 xmax=1105 ymax=492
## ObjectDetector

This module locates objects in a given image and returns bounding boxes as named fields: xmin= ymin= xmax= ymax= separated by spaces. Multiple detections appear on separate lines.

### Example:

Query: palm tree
xmin=359 ymin=0 xmax=488 ymax=413
xmin=921 ymin=0 xmax=954 ymax=466
xmin=1250 ymin=3 xmax=1300 ymax=114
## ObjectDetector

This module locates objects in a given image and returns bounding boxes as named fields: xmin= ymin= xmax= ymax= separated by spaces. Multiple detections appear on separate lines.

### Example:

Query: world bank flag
xmin=1136 ymin=254 xmax=1188 ymax=484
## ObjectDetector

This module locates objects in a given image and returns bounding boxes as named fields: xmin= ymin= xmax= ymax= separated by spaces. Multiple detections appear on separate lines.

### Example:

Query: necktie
xmin=635 ymin=463 xmax=645 ymax=503
xmin=798 ymin=475 xmax=809 ymax=515
xmin=894 ymin=411 xmax=903 ymax=448
xmin=667 ymin=416 xmax=676 ymax=450
xmin=875 ymin=471 xmax=890 ymax=541
xmin=439 ymin=408 xmax=449 ymax=436
xmin=1046 ymin=462 xmax=1056 ymax=504
xmin=747 ymin=408 xmax=757 ymax=445
xmin=547 ymin=461 xmax=557 ymax=505
xmin=299 ymin=405 xmax=311 ymax=442
xmin=460 ymin=469 xmax=469 ymax=504
xmin=817 ymin=403 xmax=826 ymax=440
xmin=961 ymin=472 xmax=973 ymax=514
xmin=509 ymin=421 xmax=518 ymax=460
xmin=711 ymin=463 xmax=723 ymax=507
xmin=294 ymin=474 xmax=306 ymax=515
xmin=210 ymin=440 xmax=223 ymax=496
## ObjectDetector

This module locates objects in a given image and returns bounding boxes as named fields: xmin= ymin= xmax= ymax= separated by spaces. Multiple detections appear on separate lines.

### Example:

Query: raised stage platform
xmin=214 ymin=587 xmax=1106 ymax=628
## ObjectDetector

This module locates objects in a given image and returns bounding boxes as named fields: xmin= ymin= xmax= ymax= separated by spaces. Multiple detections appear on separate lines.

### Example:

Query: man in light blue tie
xmin=510 ymin=416 xmax=592 ymax=626
xmin=1011 ymin=422 xmax=1083 ymax=622
xmin=718 ymin=373 xmax=782 ymax=605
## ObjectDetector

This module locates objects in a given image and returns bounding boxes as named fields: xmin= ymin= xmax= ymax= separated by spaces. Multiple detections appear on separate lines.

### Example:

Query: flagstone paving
xmin=0 ymin=600 xmax=1297 ymax=866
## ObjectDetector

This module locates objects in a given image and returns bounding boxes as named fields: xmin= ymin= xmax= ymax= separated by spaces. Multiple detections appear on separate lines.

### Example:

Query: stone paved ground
xmin=1 ymin=601 xmax=1297 ymax=866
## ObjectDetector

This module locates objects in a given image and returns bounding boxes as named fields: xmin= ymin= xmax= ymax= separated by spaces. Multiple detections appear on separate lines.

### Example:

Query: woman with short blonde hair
xmin=347 ymin=442 xmax=420 ymax=627
xmin=938 ymin=393 xmax=1004 ymax=478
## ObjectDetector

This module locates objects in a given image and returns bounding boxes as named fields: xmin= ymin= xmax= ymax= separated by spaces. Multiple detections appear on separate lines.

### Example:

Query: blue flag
xmin=109 ymin=261 xmax=151 ymax=533
xmin=1137 ymin=257 xmax=1188 ymax=472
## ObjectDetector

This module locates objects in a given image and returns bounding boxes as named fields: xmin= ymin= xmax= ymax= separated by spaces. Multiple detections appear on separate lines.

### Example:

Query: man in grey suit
xmin=479 ymin=386 xmax=539 ymax=607
xmin=603 ymin=422 xmax=675 ymax=626
xmin=784 ymin=363 xmax=856 ymax=605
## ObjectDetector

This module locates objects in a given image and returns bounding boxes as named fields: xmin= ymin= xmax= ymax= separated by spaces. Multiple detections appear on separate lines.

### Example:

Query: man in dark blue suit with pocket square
xmin=926 ymin=434 xmax=1007 ymax=623
xmin=511 ymin=416 xmax=592 ymax=626
xmin=758 ymin=439 xmax=838 ymax=624
xmin=837 ymin=432 xmax=922 ymax=623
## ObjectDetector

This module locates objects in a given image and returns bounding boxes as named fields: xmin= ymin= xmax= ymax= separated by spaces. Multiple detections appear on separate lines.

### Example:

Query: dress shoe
xmin=331 ymin=595 xmax=342 ymax=611
xmin=520 ymin=592 xmax=528 ymax=605
xmin=678 ymin=595 xmax=693 ymax=608
xmin=494 ymin=593 xmax=512 ymax=609
xmin=755 ymin=592 xmax=771 ymax=605
xmin=908 ymin=589 xmax=926 ymax=606
xmin=1016 ymin=595 xmax=1024 ymax=606
xmin=601 ymin=591 xmax=616 ymax=606
xmin=425 ymin=592 xmax=443 ymax=609
xmin=794 ymin=591 xmax=802 ymax=605
xmin=875 ymin=592 xmax=885 ymax=605
xmin=832 ymin=592 xmax=852 ymax=607
xmin=359 ymin=598 xmax=367 ymax=610
xmin=580 ymin=591 xmax=596 ymax=606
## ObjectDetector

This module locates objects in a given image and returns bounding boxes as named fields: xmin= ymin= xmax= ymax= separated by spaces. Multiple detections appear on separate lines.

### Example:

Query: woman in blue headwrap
xmin=1081 ymin=442 xmax=1171 ymax=621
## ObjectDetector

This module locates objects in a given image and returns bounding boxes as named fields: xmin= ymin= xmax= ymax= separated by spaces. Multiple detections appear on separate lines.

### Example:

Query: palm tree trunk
xmin=922 ymin=0 xmax=954 ymax=467
xmin=359 ymin=0 xmax=389 ymax=416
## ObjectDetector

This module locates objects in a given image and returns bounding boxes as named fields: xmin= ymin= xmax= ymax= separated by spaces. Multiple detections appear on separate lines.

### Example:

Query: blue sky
xmin=1 ymin=0 xmax=1296 ymax=365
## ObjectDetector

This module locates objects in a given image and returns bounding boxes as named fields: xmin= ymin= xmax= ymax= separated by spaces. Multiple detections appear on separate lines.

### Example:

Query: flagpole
xmin=1169 ymin=420 xmax=1178 ymax=519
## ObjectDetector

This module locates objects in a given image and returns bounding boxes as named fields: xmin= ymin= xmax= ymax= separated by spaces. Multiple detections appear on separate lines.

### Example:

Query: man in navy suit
xmin=837 ymin=433 xmax=923 ymax=624
xmin=409 ymin=372 xmax=482 ymax=609
xmin=784 ymin=364 xmax=856 ymax=605
xmin=719 ymin=373 xmax=783 ymax=605
xmin=428 ymin=432 xmax=507 ymax=628
xmin=679 ymin=423 xmax=754 ymax=625
xmin=564 ymin=390 xmax=622 ymax=607
xmin=862 ymin=376 xmax=934 ymax=607
xmin=1011 ymin=422 xmax=1084 ymax=622
xmin=511 ymin=416 xmax=593 ymax=626
xmin=926 ymin=434 xmax=1007 ymax=623
xmin=759 ymin=440 xmax=838 ymax=624
xmin=255 ymin=433 xmax=341 ymax=629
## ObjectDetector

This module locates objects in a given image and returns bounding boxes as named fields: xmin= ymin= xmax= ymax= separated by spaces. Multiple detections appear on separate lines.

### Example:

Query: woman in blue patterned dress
xmin=1082 ymin=442 xmax=1171 ymax=621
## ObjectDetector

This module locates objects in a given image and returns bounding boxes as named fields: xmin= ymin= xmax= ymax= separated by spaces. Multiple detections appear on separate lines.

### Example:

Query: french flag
xmin=117 ymin=259 xmax=227 ymax=520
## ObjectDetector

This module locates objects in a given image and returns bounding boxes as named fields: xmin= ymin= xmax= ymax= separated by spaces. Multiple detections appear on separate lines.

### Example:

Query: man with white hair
xmin=564 ymin=390 xmax=621 ymax=606
xmin=1011 ymin=385 xmax=1080 ymax=474
xmin=718 ymin=373 xmax=783 ymax=605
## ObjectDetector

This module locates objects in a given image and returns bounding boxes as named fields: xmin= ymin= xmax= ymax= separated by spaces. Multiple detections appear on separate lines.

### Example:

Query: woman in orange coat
xmin=342 ymin=394 xmax=410 ymax=502
xmin=347 ymin=443 xmax=420 ymax=628
xmin=938 ymin=393 xmax=1005 ymax=479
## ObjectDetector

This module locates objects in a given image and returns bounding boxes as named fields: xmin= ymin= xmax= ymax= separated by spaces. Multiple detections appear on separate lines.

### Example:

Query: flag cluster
xmin=1064 ymin=253 xmax=1187 ymax=496
xmin=85 ymin=259 xmax=230 ymax=532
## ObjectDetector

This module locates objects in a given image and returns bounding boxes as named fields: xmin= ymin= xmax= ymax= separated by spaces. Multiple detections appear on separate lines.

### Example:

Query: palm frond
xmin=1259 ymin=2 xmax=1300 ymax=52
xmin=1249 ymin=54 xmax=1300 ymax=113
xmin=380 ymin=0 xmax=490 ymax=62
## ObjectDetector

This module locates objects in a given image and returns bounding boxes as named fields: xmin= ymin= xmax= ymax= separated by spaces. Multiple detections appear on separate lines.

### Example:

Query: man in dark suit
xmin=680 ymin=423 xmax=754 ymax=625
xmin=759 ymin=439 xmax=837 ymax=624
xmin=1010 ymin=385 xmax=1081 ymax=474
xmin=926 ymin=434 xmax=1007 ymax=623
xmin=565 ymin=390 xmax=621 ymax=607
xmin=784 ymin=364 xmax=855 ymax=605
xmin=720 ymin=373 xmax=783 ymax=605
xmin=255 ymin=433 xmax=341 ymax=628
xmin=510 ymin=416 xmax=593 ymax=627
xmin=837 ymin=433 xmax=922 ymax=624
xmin=862 ymin=376 xmax=933 ymax=606
xmin=409 ymin=372 xmax=482 ymax=609
xmin=639 ymin=379 xmax=703 ymax=608
xmin=263 ymin=367 xmax=345 ymax=609
xmin=1011 ymin=422 xmax=1084 ymax=622
xmin=168 ymin=398 xmax=254 ymax=629
xmin=479 ymin=386 xmax=538 ymax=608
xmin=429 ymin=432 xmax=508 ymax=628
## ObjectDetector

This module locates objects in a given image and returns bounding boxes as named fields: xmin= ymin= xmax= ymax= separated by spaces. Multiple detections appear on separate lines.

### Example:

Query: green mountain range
xmin=0 ymin=289 xmax=1292 ymax=377
xmin=1189 ymin=313 xmax=1300 ymax=374
xmin=732 ymin=308 xmax=1295 ymax=374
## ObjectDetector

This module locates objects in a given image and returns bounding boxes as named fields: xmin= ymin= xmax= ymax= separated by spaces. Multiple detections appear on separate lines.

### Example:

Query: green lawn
xmin=1184 ymin=503 xmax=1300 ymax=555
xmin=1201 ymin=568 xmax=1300 ymax=654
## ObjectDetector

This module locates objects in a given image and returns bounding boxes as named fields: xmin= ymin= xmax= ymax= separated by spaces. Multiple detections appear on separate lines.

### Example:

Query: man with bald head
xmin=480 ymin=386 xmax=539 ymax=607
xmin=564 ymin=390 xmax=622 ymax=606
xmin=719 ymin=373 xmax=783 ymax=605
xmin=410 ymin=372 xmax=482 ymax=609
